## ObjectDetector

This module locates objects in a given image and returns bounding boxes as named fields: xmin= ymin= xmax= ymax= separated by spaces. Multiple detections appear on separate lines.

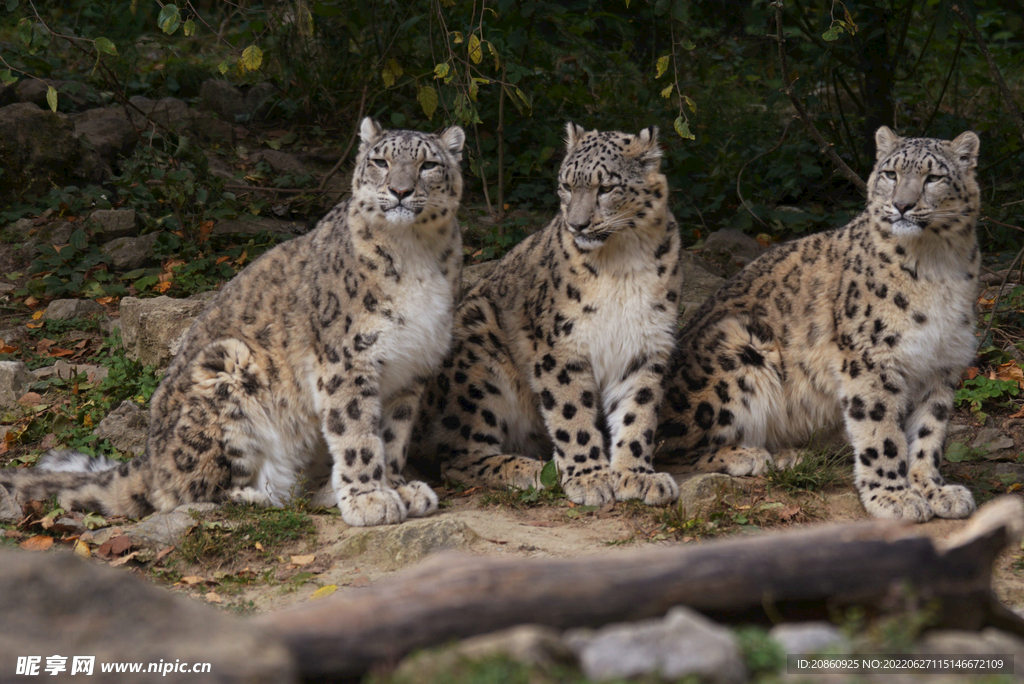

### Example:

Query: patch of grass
xmin=177 ymin=503 xmax=316 ymax=571
xmin=764 ymin=447 xmax=851 ymax=495
xmin=650 ymin=485 xmax=808 ymax=540
xmin=735 ymin=626 xmax=786 ymax=679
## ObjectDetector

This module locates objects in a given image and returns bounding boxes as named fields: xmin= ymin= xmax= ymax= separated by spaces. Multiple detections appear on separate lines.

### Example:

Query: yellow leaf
xmin=488 ymin=41 xmax=500 ymax=70
xmin=31 ymin=310 xmax=44 ymax=320
xmin=310 ymin=585 xmax=337 ymax=600
xmin=418 ymin=85 xmax=438 ymax=119
xmin=683 ymin=95 xmax=697 ymax=113
xmin=660 ymin=84 xmax=674 ymax=99
xmin=291 ymin=554 xmax=316 ymax=566
xmin=73 ymin=539 xmax=91 ymax=559
xmin=433 ymin=63 xmax=450 ymax=80
xmin=656 ymin=55 xmax=670 ymax=79
xmin=674 ymin=116 xmax=695 ymax=140
xmin=240 ymin=45 xmax=263 ymax=72
xmin=46 ymin=85 xmax=58 ymax=112
xmin=468 ymin=34 xmax=482 ymax=64
xmin=204 ymin=592 xmax=223 ymax=604
xmin=254 ymin=541 xmax=264 ymax=551
xmin=180 ymin=575 xmax=205 ymax=585
xmin=381 ymin=58 xmax=403 ymax=88
xmin=452 ymin=31 xmax=464 ymax=44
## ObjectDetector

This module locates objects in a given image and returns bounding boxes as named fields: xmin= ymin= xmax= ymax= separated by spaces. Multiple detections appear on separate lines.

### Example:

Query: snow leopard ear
xmin=440 ymin=125 xmax=466 ymax=162
xmin=635 ymin=125 xmax=662 ymax=172
xmin=359 ymin=117 xmax=384 ymax=154
xmin=874 ymin=126 xmax=901 ymax=161
xmin=949 ymin=130 xmax=980 ymax=170
xmin=564 ymin=122 xmax=587 ymax=156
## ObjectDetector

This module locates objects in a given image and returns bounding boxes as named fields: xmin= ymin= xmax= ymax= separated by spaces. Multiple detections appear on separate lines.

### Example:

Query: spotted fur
xmin=658 ymin=127 xmax=981 ymax=522
xmin=413 ymin=123 xmax=683 ymax=507
xmin=1 ymin=118 xmax=466 ymax=527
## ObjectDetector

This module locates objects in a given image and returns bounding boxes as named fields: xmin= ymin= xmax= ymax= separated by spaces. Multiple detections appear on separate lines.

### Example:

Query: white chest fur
xmin=375 ymin=245 xmax=455 ymax=402
xmin=572 ymin=269 xmax=675 ymax=409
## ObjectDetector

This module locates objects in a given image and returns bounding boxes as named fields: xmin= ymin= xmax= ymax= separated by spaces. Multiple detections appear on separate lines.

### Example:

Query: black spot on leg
xmin=346 ymin=399 xmax=362 ymax=421
xmin=931 ymin=403 xmax=949 ymax=422
xmin=635 ymin=388 xmax=654 ymax=405
xmin=848 ymin=396 xmax=866 ymax=421
xmin=327 ymin=409 xmax=346 ymax=435
xmin=869 ymin=402 xmax=886 ymax=421
xmin=883 ymin=438 xmax=898 ymax=458
xmin=695 ymin=402 xmax=714 ymax=430
xmin=562 ymin=403 xmax=577 ymax=420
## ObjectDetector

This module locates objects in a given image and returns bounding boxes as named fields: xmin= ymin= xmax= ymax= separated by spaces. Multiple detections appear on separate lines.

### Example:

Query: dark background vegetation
xmin=3 ymin=0 xmax=1023 ymax=248
xmin=1 ymin=0 xmax=1023 ymax=459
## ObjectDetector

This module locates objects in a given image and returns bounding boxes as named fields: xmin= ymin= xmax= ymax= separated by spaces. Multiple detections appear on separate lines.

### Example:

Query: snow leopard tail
xmin=0 ymin=449 xmax=156 ymax=518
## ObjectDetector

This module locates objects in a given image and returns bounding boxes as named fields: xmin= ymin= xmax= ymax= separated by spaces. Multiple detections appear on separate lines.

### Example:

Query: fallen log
xmin=257 ymin=496 xmax=1024 ymax=679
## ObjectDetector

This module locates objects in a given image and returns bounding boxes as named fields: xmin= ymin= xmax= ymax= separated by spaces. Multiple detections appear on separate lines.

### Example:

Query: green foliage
xmin=178 ymin=503 xmax=316 ymax=569
xmin=765 ymin=448 xmax=850 ymax=494
xmin=736 ymin=626 xmax=787 ymax=678
xmin=955 ymin=376 xmax=1020 ymax=423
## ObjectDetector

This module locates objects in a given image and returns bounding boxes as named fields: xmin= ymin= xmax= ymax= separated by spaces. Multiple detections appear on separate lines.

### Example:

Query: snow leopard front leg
xmin=319 ymin=356 xmax=406 ymax=526
xmin=606 ymin=357 xmax=679 ymax=505
xmin=532 ymin=355 xmax=616 ymax=506
xmin=904 ymin=376 xmax=975 ymax=519
xmin=840 ymin=363 xmax=932 ymax=522
xmin=381 ymin=380 xmax=438 ymax=517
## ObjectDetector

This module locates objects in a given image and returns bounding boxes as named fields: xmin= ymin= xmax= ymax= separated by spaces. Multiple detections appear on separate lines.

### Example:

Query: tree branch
xmin=950 ymin=4 xmax=1024 ymax=149
xmin=772 ymin=2 xmax=867 ymax=196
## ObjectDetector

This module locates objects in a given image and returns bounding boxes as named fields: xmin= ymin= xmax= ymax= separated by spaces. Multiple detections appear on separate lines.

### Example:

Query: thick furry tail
xmin=0 ymin=450 xmax=154 ymax=517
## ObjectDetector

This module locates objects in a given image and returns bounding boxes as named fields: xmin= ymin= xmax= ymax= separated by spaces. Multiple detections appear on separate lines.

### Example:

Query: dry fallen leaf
xmin=73 ymin=539 xmax=91 ymax=559
xmin=310 ymin=585 xmax=337 ymax=600
xmin=350 ymin=575 xmax=370 ymax=588
xmin=180 ymin=576 xmax=205 ymax=586
xmin=254 ymin=541 xmax=264 ymax=551
xmin=109 ymin=550 xmax=140 ymax=567
xmin=95 ymin=534 xmax=132 ymax=559
xmin=20 ymin=535 xmax=54 ymax=552
xmin=778 ymin=504 xmax=802 ymax=522
xmin=204 ymin=592 xmax=223 ymax=604
xmin=291 ymin=554 xmax=315 ymax=566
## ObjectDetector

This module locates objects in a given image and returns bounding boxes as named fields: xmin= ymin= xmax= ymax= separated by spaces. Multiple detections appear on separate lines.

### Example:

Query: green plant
xmin=955 ymin=376 xmax=1020 ymax=423
xmin=178 ymin=502 xmax=316 ymax=569
xmin=765 ymin=447 xmax=851 ymax=495
xmin=735 ymin=626 xmax=786 ymax=678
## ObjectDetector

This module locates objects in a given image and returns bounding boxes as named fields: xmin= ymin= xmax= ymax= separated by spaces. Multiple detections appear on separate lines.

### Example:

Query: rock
xmin=0 ymin=546 xmax=296 ymax=683
xmin=675 ymin=473 xmax=734 ymax=513
xmin=119 ymin=294 xmax=212 ymax=368
xmin=0 ymin=282 xmax=14 ymax=296
xmin=701 ymin=228 xmax=767 ymax=276
xmin=199 ymin=79 xmax=247 ymax=120
xmin=16 ymin=78 xmax=97 ymax=111
xmin=0 ymin=486 xmax=22 ymax=521
xmin=34 ymin=360 xmax=108 ymax=384
xmin=394 ymin=625 xmax=574 ymax=680
xmin=100 ymin=232 xmax=162 ymax=270
xmin=245 ymin=82 xmax=278 ymax=121
xmin=94 ymin=400 xmax=149 ymax=456
xmin=72 ymin=107 xmax=139 ymax=171
xmin=89 ymin=208 xmax=139 ymax=240
xmin=0 ymin=103 xmax=86 ymax=205
xmin=916 ymin=628 xmax=1024 ymax=661
xmin=992 ymin=463 xmax=1024 ymax=482
xmin=769 ymin=622 xmax=849 ymax=654
xmin=0 ymin=360 xmax=35 ymax=408
xmin=212 ymin=215 xmax=305 ymax=237
xmin=678 ymin=251 xmax=727 ymax=322
xmin=42 ymin=298 xmax=106 ymax=321
xmin=565 ymin=606 xmax=746 ymax=684
xmin=460 ymin=261 xmax=499 ymax=300
xmin=250 ymin=149 xmax=308 ymax=177
xmin=0 ymin=326 xmax=30 ymax=347
xmin=126 ymin=96 xmax=195 ymax=133
xmin=971 ymin=428 xmax=1016 ymax=461
xmin=332 ymin=517 xmax=478 ymax=571
xmin=115 ymin=502 xmax=220 ymax=549
xmin=192 ymin=111 xmax=244 ymax=143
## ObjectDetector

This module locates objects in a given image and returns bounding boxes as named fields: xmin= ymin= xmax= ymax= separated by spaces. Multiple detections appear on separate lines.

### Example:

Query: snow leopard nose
xmin=894 ymin=200 xmax=916 ymax=215
xmin=568 ymin=218 xmax=591 ymax=232
xmin=390 ymin=185 xmax=413 ymax=201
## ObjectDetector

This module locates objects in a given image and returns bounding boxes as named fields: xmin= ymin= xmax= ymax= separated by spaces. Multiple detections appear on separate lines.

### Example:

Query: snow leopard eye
xmin=559 ymin=182 xmax=571 ymax=193
xmin=925 ymin=174 xmax=945 ymax=184
xmin=421 ymin=161 xmax=438 ymax=171
xmin=881 ymin=170 xmax=896 ymax=180
xmin=599 ymin=185 xmax=616 ymax=195
xmin=371 ymin=158 xmax=388 ymax=169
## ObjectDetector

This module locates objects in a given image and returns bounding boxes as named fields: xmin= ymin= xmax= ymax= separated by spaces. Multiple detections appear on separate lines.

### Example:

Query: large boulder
xmin=42 ymin=298 xmax=106 ymax=321
xmin=89 ymin=208 xmax=139 ymax=241
xmin=119 ymin=294 xmax=214 ymax=369
xmin=677 ymin=251 xmax=727 ymax=322
xmin=72 ymin=106 xmax=140 ymax=171
xmin=0 ymin=548 xmax=296 ymax=683
xmin=126 ymin=96 xmax=195 ymax=133
xmin=701 ymin=228 xmax=767 ymax=277
xmin=199 ymin=79 xmax=247 ymax=120
xmin=0 ymin=103 xmax=86 ymax=205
